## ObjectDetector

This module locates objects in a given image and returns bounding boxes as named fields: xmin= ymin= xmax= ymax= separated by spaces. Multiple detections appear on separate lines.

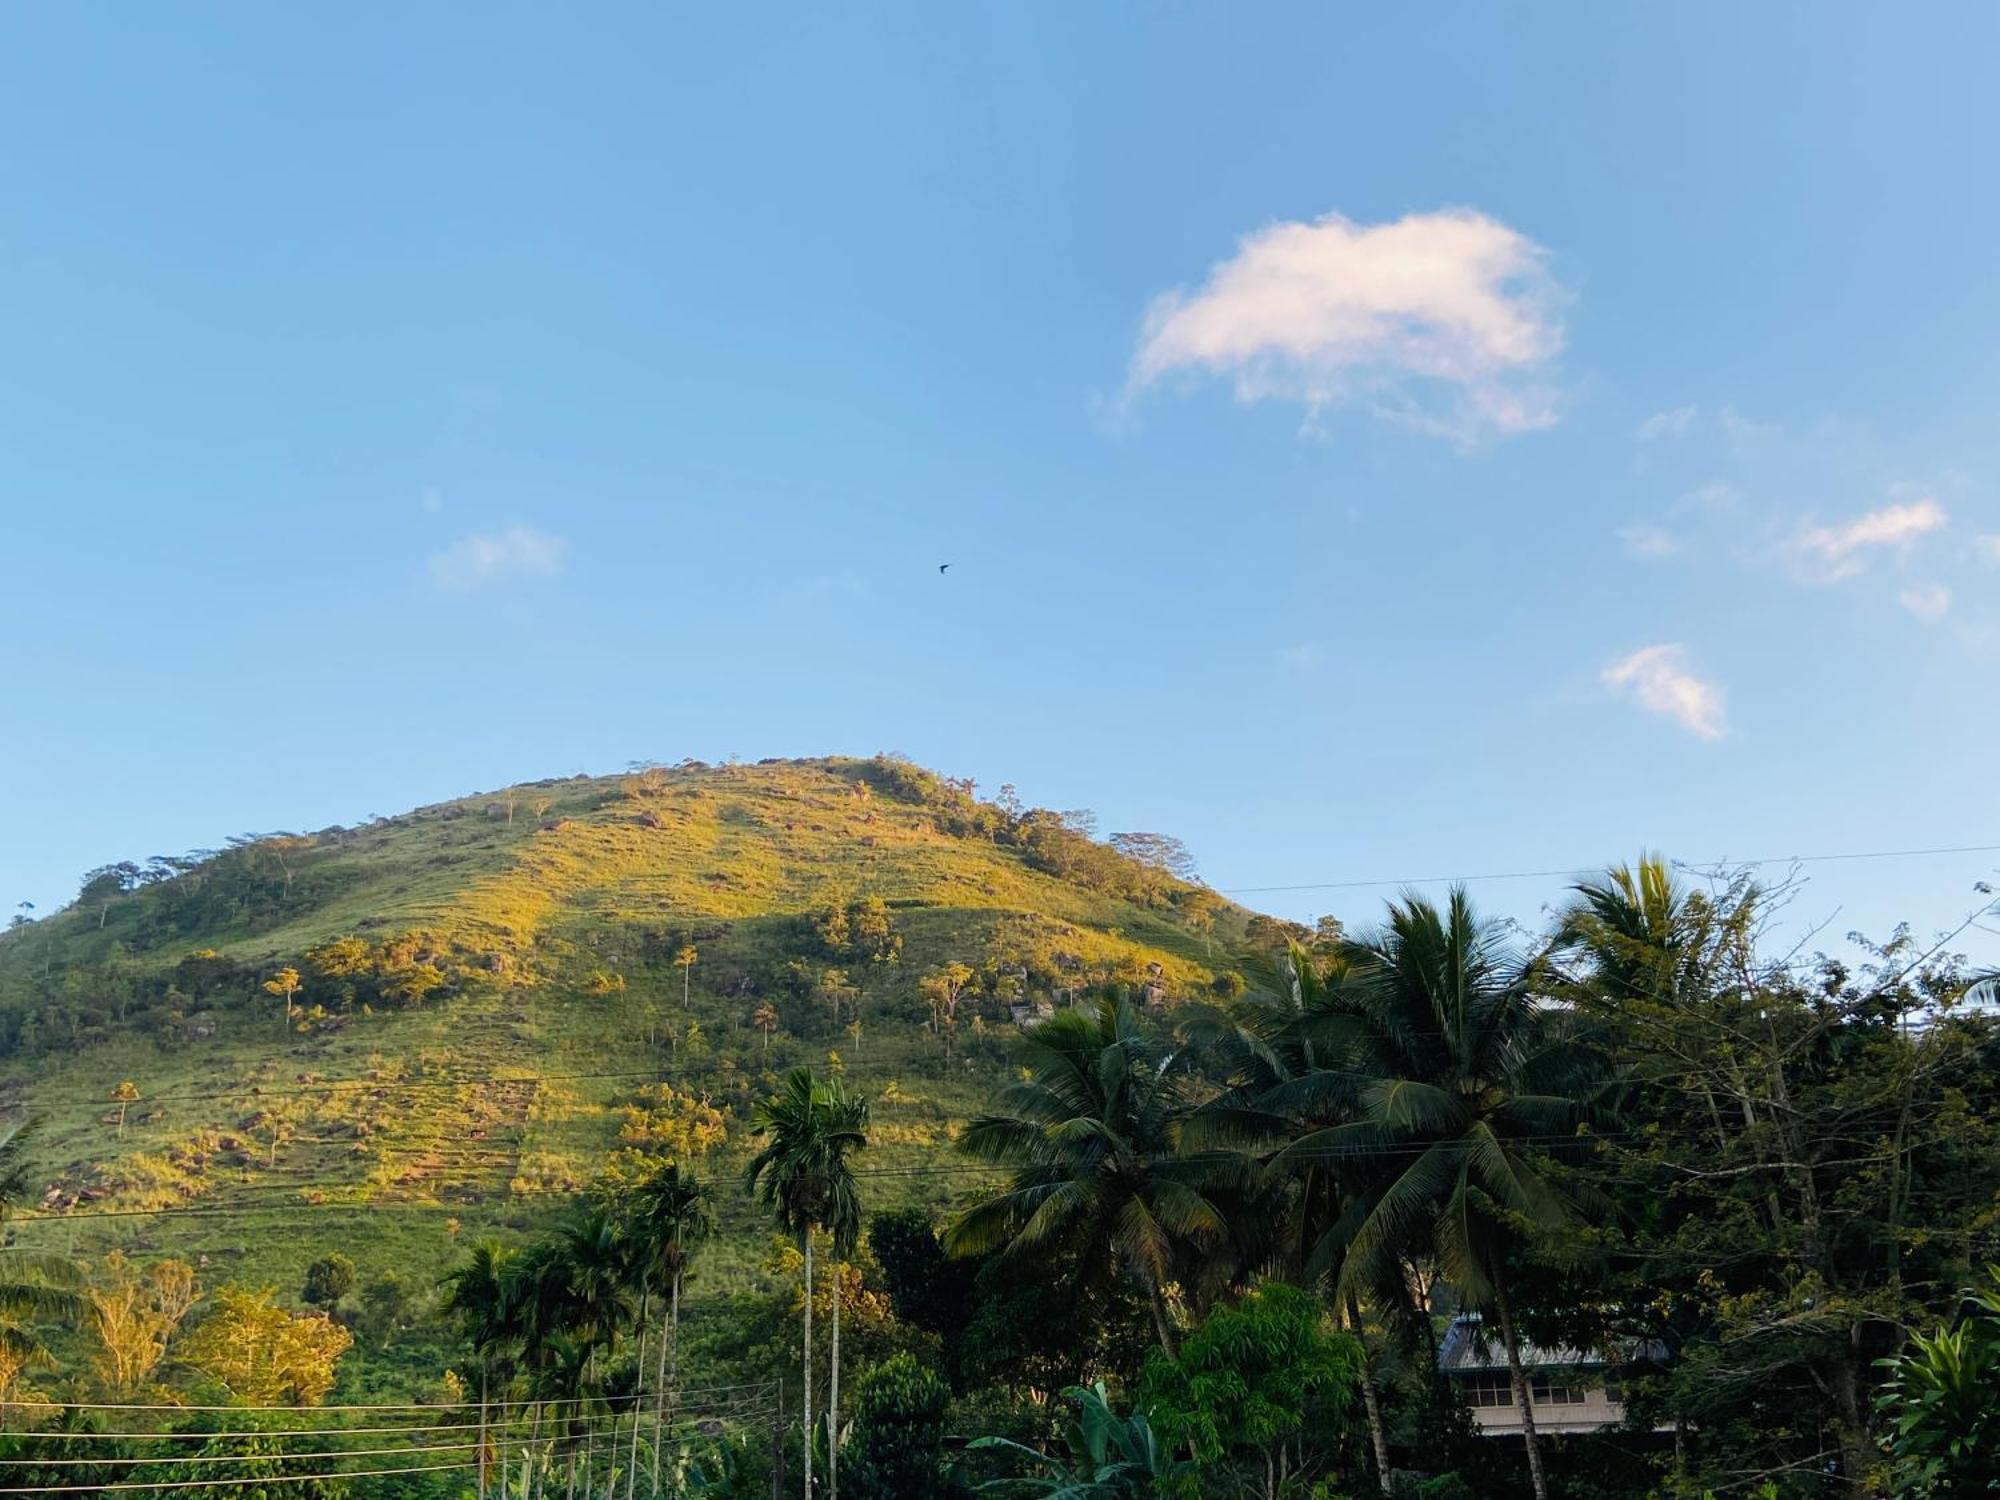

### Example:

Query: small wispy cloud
xmin=1127 ymin=208 xmax=1566 ymax=444
xmin=1679 ymin=480 xmax=1740 ymax=512
xmin=1783 ymin=490 xmax=1947 ymax=584
xmin=429 ymin=526 xmax=567 ymax=592
xmin=1618 ymin=523 xmax=1681 ymax=560
xmin=1281 ymin=643 xmax=1324 ymax=673
xmin=1635 ymin=406 xmax=1697 ymax=441
xmin=1898 ymin=583 xmax=1952 ymax=621
xmin=1632 ymin=406 xmax=1770 ymax=446
xmin=1602 ymin=644 xmax=1726 ymax=741
xmin=1975 ymin=535 xmax=2000 ymax=564
xmin=1715 ymin=405 xmax=1773 ymax=441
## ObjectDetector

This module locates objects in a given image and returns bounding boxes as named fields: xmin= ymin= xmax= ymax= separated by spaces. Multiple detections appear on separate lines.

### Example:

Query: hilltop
xmin=0 ymin=755 xmax=1278 ymax=1390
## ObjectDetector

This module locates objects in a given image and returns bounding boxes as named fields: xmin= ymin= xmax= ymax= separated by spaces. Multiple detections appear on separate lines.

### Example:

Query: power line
xmin=7 ymin=1402 xmax=776 ymax=1458
xmin=23 ymin=1057 xmax=922 ymax=1114
xmin=0 ymin=1458 xmax=477 ymax=1494
xmin=8 ymin=1134 xmax=1654 ymax=1225
xmin=0 ymin=1396 xmax=783 ymax=1492
xmin=37 ymin=1383 xmax=768 ymax=1414
xmin=12 ymin=1437 xmax=500 ymax=1469
xmin=1217 ymin=842 xmax=2000 ymax=897
xmin=10 ymin=1406 xmax=768 ymax=1445
xmin=55 ymin=1067 xmax=693 ymax=1108
xmin=21 ymin=1383 xmax=778 ymax=1439
xmin=17 ymin=1110 xmax=1969 ymax=1229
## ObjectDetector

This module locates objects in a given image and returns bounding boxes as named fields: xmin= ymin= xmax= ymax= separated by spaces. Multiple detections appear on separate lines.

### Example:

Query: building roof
xmin=1437 ymin=1314 xmax=1663 ymax=1375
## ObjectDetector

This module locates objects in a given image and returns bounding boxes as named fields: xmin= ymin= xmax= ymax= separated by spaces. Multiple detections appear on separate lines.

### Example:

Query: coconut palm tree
xmin=1555 ymin=855 xmax=1749 ymax=1016
xmin=1180 ymin=948 xmax=1402 ymax=1495
xmin=620 ymin=1163 xmax=713 ymax=1499
xmin=745 ymin=1067 xmax=869 ymax=1500
xmin=946 ymin=995 xmax=1228 ymax=1357
xmin=440 ymin=1241 xmax=517 ymax=1500
xmin=1291 ymin=889 xmax=1607 ymax=1500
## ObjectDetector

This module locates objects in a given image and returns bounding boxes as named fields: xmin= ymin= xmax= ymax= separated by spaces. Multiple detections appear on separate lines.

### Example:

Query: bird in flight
xmin=938 ymin=563 xmax=951 ymax=573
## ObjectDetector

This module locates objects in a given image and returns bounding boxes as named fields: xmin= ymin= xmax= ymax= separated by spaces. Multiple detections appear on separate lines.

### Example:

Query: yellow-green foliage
xmin=616 ymin=1081 xmax=728 ymax=1159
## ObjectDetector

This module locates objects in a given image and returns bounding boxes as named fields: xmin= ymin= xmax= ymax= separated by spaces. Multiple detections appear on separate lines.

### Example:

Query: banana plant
xmin=971 ymin=1382 xmax=1191 ymax=1498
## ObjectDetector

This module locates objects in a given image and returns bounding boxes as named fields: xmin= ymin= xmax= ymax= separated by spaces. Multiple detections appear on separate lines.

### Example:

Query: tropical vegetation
xmin=0 ymin=762 xmax=1989 ymax=1497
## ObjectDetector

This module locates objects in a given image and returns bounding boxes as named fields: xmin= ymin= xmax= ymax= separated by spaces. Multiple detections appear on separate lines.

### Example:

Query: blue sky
xmin=4 ymin=4 xmax=1996 ymax=959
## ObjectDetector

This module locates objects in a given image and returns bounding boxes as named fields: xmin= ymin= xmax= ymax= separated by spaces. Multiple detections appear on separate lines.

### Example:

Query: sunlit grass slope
xmin=0 ymin=757 xmax=1261 ymax=1334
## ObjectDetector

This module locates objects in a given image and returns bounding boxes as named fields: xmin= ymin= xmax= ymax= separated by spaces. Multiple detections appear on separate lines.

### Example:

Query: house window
xmin=1530 ymin=1375 xmax=1587 ymax=1405
xmin=1462 ymin=1372 xmax=1592 ymax=1408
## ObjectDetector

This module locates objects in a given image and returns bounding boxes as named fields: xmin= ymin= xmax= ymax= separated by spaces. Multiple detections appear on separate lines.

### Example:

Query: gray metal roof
xmin=1437 ymin=1314 xmax=1662 ymax=1374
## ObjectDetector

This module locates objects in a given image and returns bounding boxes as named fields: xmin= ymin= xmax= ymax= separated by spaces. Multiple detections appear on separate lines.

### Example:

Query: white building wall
xmin=1467 ymin=1382 xmax=1625 ymax=1436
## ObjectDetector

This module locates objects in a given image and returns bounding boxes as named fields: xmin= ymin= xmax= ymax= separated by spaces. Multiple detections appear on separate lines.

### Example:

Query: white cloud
xmin=1716 ymin=405 xmax=1774 ymax=440
xmin=1898 ymin=583 xmax=1952 ymax=621
xmin=429 ymin=526 xmax=567 ymax=591
xmin=1783 ymin=492 xmax=1947 ymax=584
xmin=1602 ymin=644 xmax=1726 ymax=741
xmin=1679 ymin=480 xmax=1740 ymax=512
xmin=1975 ymin=535 xmax=2000 ymax=564
xmin=1618 ymin=523 xmax=1681 ymax=559
xmin=1635 ymin=406 xmax=1698 ymax=441
xmin=1633 ymin=406 xmax=1772 ymax=445
xmin=1281 ymin=643 xmax=1324 ymax=672
xmin=1128 ymin=208 xmax=1565 ymax=443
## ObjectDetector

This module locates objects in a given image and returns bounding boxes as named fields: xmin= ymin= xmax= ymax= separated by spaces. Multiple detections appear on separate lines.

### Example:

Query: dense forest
xmin=0 ymin=762 xmax=1992 ymax=1496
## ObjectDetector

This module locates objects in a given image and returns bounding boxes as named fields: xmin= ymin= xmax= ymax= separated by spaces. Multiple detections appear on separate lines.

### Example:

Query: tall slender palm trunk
xmin=1346 ymin=1293 xmax=1394 ymax=1497
xmin=828 ymin=1264 xmax=841 ymax=1500
xmin=801 ymin=1235 xmax=815 ymax=1500
xmin=1492 ymin=1283 xmax=1550 ymax=1500
xmin=653 ymin=1270 xmax=680 ymax=1498
xmin=1147 ymin=1284 xmax=1178 ymax=1356
xmin=626 ymin=1288 xmax=649 ymax=1500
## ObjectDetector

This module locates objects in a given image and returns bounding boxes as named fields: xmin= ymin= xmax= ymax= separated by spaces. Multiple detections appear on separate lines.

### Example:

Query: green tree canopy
xmin=1137 ymin=1283 xmax=1362 ymax=1499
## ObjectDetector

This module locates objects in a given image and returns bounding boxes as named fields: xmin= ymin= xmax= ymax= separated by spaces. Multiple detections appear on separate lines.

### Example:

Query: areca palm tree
xmin=620 ymin=1163 xmax=713 ymax=1500
xmin=552 ymin=1205 xmax=633 ymax=1494
xmin=1291 ymin=889 xmax=1606 ymax=1500
xmin=745 ymin=1067 xmax=869 ymax=1500
xmin=945 ymin=995 xmax=1229 ymax=1357
xmin=526 ymin=1333 xmax=599 ymax=1499
xmin=554 ymin=1205 xmax=633 ymax=1357
xmin=501 ymin=1216 xmax=631 ymax=1499
xmin=440 ymin=1241 xmax=517 ymax=1499
xmin=500 ymin=1240 xmax=580 ymax=1500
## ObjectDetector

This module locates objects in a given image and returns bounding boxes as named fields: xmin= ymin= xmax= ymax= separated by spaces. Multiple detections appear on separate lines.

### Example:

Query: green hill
xmin=0 ymin=755 xmax=1273 ymax=1390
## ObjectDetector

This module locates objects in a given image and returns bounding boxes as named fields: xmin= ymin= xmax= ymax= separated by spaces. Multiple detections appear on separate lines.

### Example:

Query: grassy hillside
xmin=0 ymin=755 xmax=1270 ymax=1392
